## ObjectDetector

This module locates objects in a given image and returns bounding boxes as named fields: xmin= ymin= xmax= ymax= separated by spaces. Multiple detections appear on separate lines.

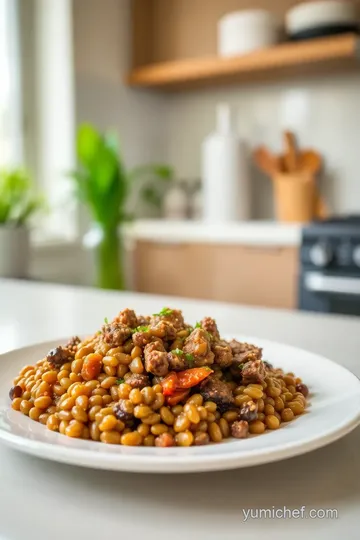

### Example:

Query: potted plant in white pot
xmin=70 ymin=124 xmax=173 ymax=290
xmin=0 ymin=168 xmax=44 ymax=279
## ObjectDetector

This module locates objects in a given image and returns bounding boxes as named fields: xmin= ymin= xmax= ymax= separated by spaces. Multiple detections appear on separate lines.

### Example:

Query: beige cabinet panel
xmin=134 ymin=241 xmax=299 ymax=309
xmin=134 ymin=241 xmax=212 ymax=299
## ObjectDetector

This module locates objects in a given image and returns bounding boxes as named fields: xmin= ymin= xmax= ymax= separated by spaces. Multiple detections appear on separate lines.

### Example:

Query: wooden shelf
xmin=127 ymin=34 xmax=360 ymax=91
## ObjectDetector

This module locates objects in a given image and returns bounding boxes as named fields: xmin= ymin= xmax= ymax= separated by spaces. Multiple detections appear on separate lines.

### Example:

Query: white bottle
xmin=202 ymin=103 xmax=250 ymax=223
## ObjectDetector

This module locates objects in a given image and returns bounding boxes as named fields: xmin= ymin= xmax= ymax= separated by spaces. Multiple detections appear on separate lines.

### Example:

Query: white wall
xmin=73 ymin=0 xmax=360 ymax=221
xmin=164 ymin=75 xmax=360 ymax=219
xmin=73 ymin=0 xmax=166 ymax=168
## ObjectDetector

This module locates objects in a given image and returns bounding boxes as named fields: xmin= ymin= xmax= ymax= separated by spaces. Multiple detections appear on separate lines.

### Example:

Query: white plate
xmin=1 ymin=337 xmax=360 ymax=473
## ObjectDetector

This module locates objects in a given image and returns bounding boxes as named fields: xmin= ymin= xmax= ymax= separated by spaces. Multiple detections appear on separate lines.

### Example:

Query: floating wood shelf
xmin=127 ymin=34 xmax=360 ymax=90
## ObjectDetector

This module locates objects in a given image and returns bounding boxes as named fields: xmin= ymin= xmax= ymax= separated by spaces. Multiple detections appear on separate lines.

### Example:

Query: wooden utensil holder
xmin=273 ymin=171 xmax=316 ymax=223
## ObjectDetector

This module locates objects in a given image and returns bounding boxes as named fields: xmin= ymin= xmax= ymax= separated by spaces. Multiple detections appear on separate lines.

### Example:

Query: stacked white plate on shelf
xmin=286 ymin=0 xmax=359 ymax=40
xmin=218 ymin=9 xmax=281 ymax=57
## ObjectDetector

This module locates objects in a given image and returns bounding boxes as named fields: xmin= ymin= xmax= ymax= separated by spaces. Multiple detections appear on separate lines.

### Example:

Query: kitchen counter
xmin=1 ymin=279 xmax=360 ymax=540
xmin=125 ymin=220 xmax=302 ymax=246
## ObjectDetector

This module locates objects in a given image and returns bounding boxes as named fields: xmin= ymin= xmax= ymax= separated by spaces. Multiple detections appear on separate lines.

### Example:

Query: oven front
xmin=299 ymin=271 xmax=360 ymax=316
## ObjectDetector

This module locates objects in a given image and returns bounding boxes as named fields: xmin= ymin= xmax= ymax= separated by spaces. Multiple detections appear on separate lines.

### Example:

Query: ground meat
xmin=102 ymin=322 xmax=132 ymax=347
xmin=199 ymin=376 xmax=234 ymax=412
xmin=201 ymin=317 xmax=219 ymax=339
xmin=167 ymin=351 xmax=188 ymax=371
xmin=150 ymin=320 xmax=177 ymax=341
xmin=241 ymin=359 xmax=266 ymax=384
xmin=151 ymin=309 xmax=185 ymax=331
xmin=132 ymin=330 xmax=154 ymax=347
xmin=65 ymin=336 xmax=81 ymax=357
xmin=231 ymin=420 xmax=249 ymax=439
xmin=137 ymin=315 xmax=151 ymax=327
xmin=144 ymin=340 xmax=169 ymax=376
xmin=46 ymin=346 xmax=71 ymax=369
xmin=212 ymin=340 xmax=233 ymax=368
xmin=116 ymin=308 xmax=138 ymax=328
xmin=183 ymin=328 xmax=214 ymax=367
xmin=228 ymin=339 xmax=262 ymax=364
xmin=239 ymin=401 xmax=258 ymax=422
xmin=126 ymin=373 xmax=150 ymax=389
xmin=113 ymin=400 xmax=135 ymax=426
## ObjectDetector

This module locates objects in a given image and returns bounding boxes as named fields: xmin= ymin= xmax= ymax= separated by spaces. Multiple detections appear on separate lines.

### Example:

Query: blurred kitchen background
xmin=1 ymin=0 xmax=360 ymax=316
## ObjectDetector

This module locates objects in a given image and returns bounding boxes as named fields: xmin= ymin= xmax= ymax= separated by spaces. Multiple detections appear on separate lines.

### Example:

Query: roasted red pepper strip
xmin=161 ymin=372 xmax=179 ymax=396
xmin=176 ymin=367 xmax=213 ymax=389
xmin=166 ymin=389 xmax=190 ymax=406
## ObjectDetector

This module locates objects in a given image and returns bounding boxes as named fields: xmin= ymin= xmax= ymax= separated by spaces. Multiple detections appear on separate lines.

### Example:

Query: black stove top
xmin=301 ymin=215 xmax=360 ymax=271
xmin=312 ymin=215 xmax=360 ymax=226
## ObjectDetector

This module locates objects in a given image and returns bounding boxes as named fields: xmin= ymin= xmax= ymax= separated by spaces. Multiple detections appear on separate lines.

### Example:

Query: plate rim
xmin=1 ymin=336 xmax=360 ymax=473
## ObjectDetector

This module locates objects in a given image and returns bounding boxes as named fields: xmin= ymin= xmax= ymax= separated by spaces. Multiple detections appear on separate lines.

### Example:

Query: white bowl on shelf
xmin=286 ymin=0 xmax=359 ymax=38
xmin=218 ymin=9 xmax=281 ymax=57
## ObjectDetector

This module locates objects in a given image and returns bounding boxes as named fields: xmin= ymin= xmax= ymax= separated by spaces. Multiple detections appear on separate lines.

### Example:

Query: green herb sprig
xmin=153 ymin=307 xmax=173 ymax=317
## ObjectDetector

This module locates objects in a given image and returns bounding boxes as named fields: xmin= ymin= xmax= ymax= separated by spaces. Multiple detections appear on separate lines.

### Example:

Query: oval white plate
xmin=1 ymin=337 xmax=360 ymax=473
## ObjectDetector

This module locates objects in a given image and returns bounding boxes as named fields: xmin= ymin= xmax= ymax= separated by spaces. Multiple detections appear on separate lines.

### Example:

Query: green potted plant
xmin=0 ymin=168 xmax=44 ymax=279
xmin=70 ymin=123 xmax=172 ymax=290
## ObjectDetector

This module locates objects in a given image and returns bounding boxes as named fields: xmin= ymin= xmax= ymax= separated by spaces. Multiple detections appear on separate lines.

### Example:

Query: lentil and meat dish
xmin=9 ymin=308 xmax=309 ymax=447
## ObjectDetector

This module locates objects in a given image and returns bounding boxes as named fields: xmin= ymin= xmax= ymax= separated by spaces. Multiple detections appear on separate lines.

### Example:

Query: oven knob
xmin=309 ymin=243 xmax=332 ymax=267
xmin=353 ymin=245 xmax=360 ymax=267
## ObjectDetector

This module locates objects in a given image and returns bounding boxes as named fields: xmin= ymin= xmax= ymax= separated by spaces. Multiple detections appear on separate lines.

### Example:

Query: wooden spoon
xmin=283 ymin=131 xmax=298 ymax=172
xmin=299 ymin=150 xmax=322 ymax=175
xmin=253 ymin=146 xmax=282 ymax=177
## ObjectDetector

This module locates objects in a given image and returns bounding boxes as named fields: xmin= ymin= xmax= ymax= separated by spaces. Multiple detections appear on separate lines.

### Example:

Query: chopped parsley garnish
xmin=104 ymin=317 xmax=109 ymax=324
xmin=185 ymin=353 xmax=194 ymax=365
xmin=171 ymin=348 xmax=183 ymax=356
xmin=134 ymin=325 xmax=149 ymax=333
xmin=194 ymin=322 xmax=202 ymax=328
xmin=153 ymin=307 xmax=173 ymax=317
xmin=117 ymin=378 xmax=125 ymax=384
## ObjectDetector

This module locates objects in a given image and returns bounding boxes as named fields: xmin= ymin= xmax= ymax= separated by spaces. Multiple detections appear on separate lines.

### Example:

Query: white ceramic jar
xmin=218 ymin=9 xmax=280 ymax=57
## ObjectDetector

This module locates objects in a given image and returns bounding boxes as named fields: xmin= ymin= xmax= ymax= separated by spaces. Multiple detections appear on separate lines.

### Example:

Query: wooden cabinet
xmin=133 ymin=241 xmax=299 ymax=309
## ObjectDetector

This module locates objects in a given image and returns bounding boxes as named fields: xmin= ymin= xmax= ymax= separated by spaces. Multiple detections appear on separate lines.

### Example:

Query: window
xmin=0 ymin=0 xmax=23 ymax=167
xmin=1 ymin=0 xmax=77 ymax=241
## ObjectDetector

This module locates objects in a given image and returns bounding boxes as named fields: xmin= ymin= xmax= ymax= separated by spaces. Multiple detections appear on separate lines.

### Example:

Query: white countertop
xmin=125 ymin=220 xmax=302 ymax=246
xmin=1 ymin=279 xmax=359 ymax=540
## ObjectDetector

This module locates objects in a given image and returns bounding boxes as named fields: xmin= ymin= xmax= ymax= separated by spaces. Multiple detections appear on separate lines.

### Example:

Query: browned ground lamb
xmin=102 ymin=322 xmax=132 ymax=347
xmin=144 ymin=340 xmax=169 ymax=376
xmin=212 ymin=340 xmax=233 ymax=368
xmin=125 ymin=373 xmax=150 ymax=389
xmin=151 ymin=309 xmax=185 ymax=331
xmin=137 ymin=315 xmax=151 ymax=327
xmin=167 ymin=350 xmax=189 ymax=371
xmin=241 ymin=358 xmax=266 ymax=384
xmin=113 ymin=399 xmax=135 ymax=426
xmin=201 ymin=317 xmax=220 ymax=339
xmin=132 ymin=329 xmax=154 ymax=347
xmin=228 ymin=339 xmax=262 ymax=364
xmin=199 ymin=376 xmax=234 ymax=412
xmin=183 ymin=328 xmax=214 ymax=367
xmin=150 ymin=320 xmax=177 ymax=341
xmin=65 ymin=336 xmax=81 ymax=356
xmin=115 ymin=308 xmax=138 ymax=328
xmin=46 ymin=346 xmax=72 ymax=369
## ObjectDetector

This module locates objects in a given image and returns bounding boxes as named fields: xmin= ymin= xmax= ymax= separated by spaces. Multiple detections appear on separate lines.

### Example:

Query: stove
xmin=299 ymin=215 xmax=360 ymax=315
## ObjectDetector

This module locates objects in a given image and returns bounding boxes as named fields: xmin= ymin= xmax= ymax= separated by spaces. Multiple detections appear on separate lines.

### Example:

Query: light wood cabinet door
xmin=134 ymin=241 xmax=298 ymax=309
xmin=134 ymin=241 xmax=212 ymax=299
